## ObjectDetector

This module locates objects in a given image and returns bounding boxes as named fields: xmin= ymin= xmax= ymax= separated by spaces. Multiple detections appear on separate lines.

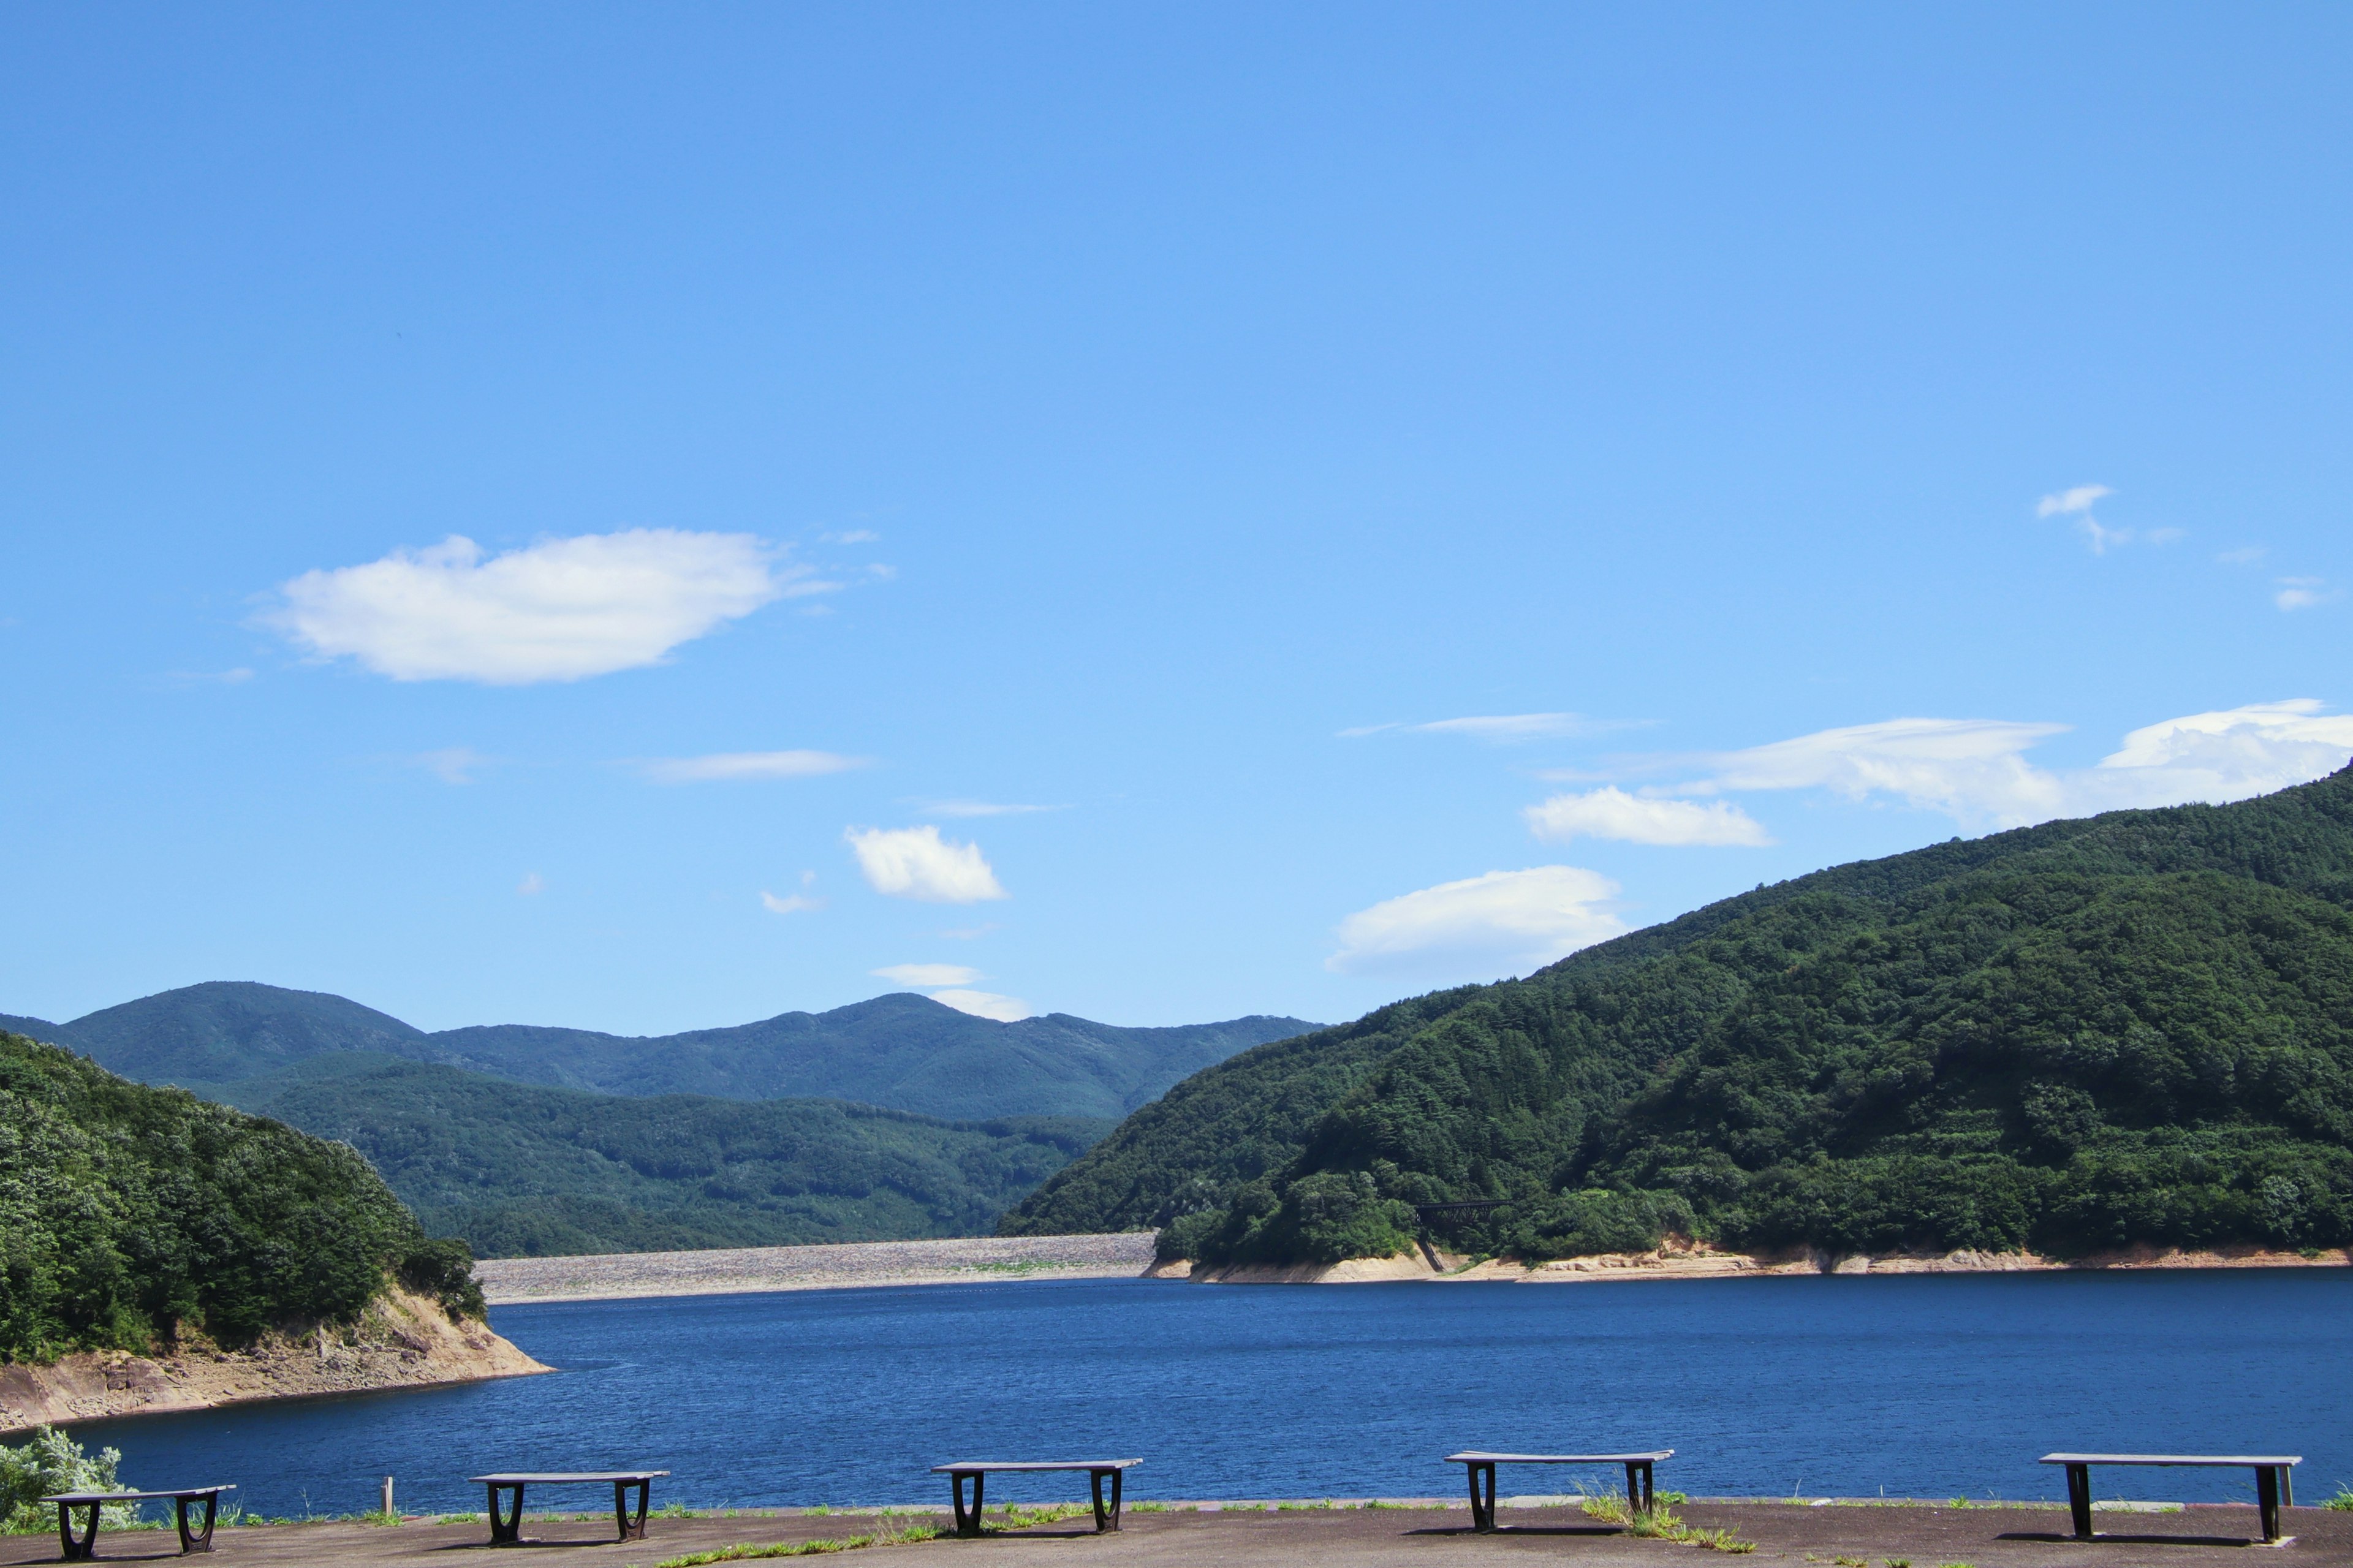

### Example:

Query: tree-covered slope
xmin=210 ymin=1056 xmax=1115 ymax=1257
xmin=1004 ymin=765 xmax=2353 ymax=1265
xmin=0 ymin=1032 xmax=477 ymax=1363
xmin=28 ymin=985 xmax=1315 ymax=1122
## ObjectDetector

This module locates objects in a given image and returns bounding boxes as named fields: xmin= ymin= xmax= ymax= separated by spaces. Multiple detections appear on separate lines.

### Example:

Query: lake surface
xmin=70 ymin=1270 xmax=2353 ymax=1519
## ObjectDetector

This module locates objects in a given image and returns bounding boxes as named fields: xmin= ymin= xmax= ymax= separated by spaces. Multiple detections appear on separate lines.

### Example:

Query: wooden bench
xmin=40 ymin=1486 xmax=235 ymax=1560
xmin=2040 ymin=1453 xmax=2302 ymax=1544
xmin=1444 ymin=1451 xmax=1673 ymax=1534
xmin=930 ymin=1460 xmax=1141 ymax=1537
xmin=467 ymin=1471 xmax=670 ymax=1545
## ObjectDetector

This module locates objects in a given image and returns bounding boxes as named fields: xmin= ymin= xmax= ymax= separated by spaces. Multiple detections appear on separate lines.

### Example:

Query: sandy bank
xmin=0 ymin=1286 xmax=549 ymax=1434
xmin=1175 ymin=1239 xmax=2353 ymax=1284
xmin=476 ymin=1231 xmax=1161 ymax=1305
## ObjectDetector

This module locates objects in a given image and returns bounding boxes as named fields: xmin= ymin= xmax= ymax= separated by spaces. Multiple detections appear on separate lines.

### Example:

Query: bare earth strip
xmin=476 ymin=1232 xmax=1162 ymax=1305
xmin=6 ymin=1501 xmax=2342 ymax=1567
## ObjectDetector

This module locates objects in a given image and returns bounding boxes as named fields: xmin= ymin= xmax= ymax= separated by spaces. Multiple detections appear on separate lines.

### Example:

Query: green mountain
xmin=30 ymin=983 xmax=1314 ymax=1122
xmin=204 ymin=1053 xmax=1113 ymax=1257
xmin=1004 ymin=766 xmax=2353 ymax=1266
xmin=0 ymin=1031 xmax=479 ymax=1362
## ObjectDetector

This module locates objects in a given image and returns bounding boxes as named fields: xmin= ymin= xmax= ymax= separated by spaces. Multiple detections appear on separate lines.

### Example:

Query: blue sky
xmin=4 ymin=4 xmax=2350 ymax=1034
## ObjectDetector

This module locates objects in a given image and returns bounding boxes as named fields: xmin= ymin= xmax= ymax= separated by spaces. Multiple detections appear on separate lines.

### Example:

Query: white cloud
xmin=2034 ymin=483 xmax=2132 ymax=553
xmin=1327 ymin=866 xmax=1625 ymax=978
xmin=643 ymin=750 xmax=869 ymax=783
xmin=760 ymin=890 xmax=824 ymax=914
xmin=872 ymin=963 xmax=982 ymax=987
xmin=270 ymin=529 xmax=823 ymax=684
xmin=824 ymin=529 xmax=881 ymax=545
xmin=844 ymin=825 xmax=1008 ymax=903
xmin=2275 ymin=577 xmax=2338 ymax=612
xmin=517 ymin=872 xmax=544 ymax=896
xmin=2218 ymin=546 xmax=2267 ymax=565
xmin=1686 ymin=702 xmax=2353 ymax=831
xmin=414 ymin=746 xmax=490 ymax=785
xmin=2037 ymin=484 xmax=2112 ymax=518
xmin=1695 ymin=718 xmax=2074 ymax=826
xmin=1341 ymin=713 xmax=1610 ymax=742
xmin=917 ymin=799 xmax=1061 ymax=818
xmin=1525 ymin=786 xmax=1773 ymax=847
xmin=929 ymin=988 xmax=1032 ymax=1021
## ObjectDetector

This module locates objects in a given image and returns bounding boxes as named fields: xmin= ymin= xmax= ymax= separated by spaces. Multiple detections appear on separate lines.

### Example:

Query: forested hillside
xmin=1005 ymin=765 xmax=2353 ymax=1266
xmin=0 ymin=1032 xmax=478 ymax=1363
xmin=14 ymin=985 xmax=1313 ymax=1123
xmin=210 ymin=1056 xmax=1110 ymax=1256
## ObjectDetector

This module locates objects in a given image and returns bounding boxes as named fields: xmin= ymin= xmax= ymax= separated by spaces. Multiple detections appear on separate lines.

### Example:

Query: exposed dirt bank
xmin=476 ymin=1231 xmax=1161 ymax=1305
xmin=0 ymin=1286 xmax=549 ymax=1434
xmin=1174 ymin=1239 xmax=2353 ymax=1284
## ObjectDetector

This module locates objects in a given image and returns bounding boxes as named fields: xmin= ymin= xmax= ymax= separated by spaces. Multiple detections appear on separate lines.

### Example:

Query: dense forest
xmin=0 ymin=1032 xmax=478 ymax=1364
xmin=1004 ymin=765 xmax=2353 ymax=1267
xmin=215 ymin=1056 xmax=1112 ymax=1256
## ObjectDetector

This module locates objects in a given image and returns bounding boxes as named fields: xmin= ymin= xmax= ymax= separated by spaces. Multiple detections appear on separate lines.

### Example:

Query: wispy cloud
xmin=1339 ymin=713 xmax=1627 ymax=743
xmin=760 ymin=890 xmax=824 ymax=914
xmin=1525 ymin=786 xmax=1772 ymax=847
xmin=2036 ymin=483 xmax=2135 ymax=553
xmin=2275 ymin=577 xmax=2338 ymax=612
xmin=915 ymin=799 xmax=1062 ymax=818
xmin=928 ymin=988 xmax=1031 ymax=1022
xmin=1680 ymin=702 xmax=2353 ymax=830
xmin=268 ymin=529 xmax=828 ymax=684
xmin=414 ymin=746 xmax=491 ymax=785
xmin=1327 ymin=866 xmax=1624 ymax=979
xmin=822 ymin=529 xmax=880 ymax=545
xmin=845 ymin=825 xmax=1008 ymax=903
xmin=517 ymin=872 xmax=544 ymax=896
xmin=642 ymin=750 xmax=870 ymax=783
xmin=166 ymin=667 xmax=256 ymax=685
xmin=2217 ymin=546 xmax=2267 ymax=565
xmin=872 ymin=963 xmax=982 ymax=987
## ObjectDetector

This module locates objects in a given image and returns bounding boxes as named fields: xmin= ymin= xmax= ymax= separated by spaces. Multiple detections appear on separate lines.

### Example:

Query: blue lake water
xmin=67 ymin=1270 xmax=2353 ymax=1520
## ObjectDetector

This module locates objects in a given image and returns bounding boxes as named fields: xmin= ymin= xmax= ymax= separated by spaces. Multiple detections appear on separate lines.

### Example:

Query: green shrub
xmin=1 ymin=1427 xmax=129 ymax=1534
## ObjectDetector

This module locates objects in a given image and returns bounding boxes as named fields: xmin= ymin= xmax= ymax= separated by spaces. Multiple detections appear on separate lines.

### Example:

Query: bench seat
xmin=467 ymin=1470 xmax=670 ymax=1545
xmin=1445 ymin=1451 xmax=1674 ymax=1533
xmin=42 ymin=1486 xmax=235 ymax=1559
xmin=930 ymin=1460 xmax=1142 ymax=1537
xmin=2040 ymin=1452 xmax=2302 ymax=1543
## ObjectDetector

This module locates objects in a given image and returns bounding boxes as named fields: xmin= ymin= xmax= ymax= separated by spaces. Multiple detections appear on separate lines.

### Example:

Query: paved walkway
xmin=5 ymin=1500 xmax=2341 ymax=1566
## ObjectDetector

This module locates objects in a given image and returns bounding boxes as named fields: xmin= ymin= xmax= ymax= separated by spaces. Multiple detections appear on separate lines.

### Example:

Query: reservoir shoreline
xmin=475 ymin=1231 xmax=2351 ymax=1305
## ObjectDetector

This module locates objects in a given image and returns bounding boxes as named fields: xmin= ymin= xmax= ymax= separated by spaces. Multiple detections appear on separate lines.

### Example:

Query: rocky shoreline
xmin=1169 ymin=1238 xmax=2353 ymax=1284
xmin=0 ymin=1286 xmax=550 ymax=1434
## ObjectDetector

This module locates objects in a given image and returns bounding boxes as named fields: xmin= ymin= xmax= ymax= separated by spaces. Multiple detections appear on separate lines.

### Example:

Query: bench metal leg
xmin=176 ymin=1493 xmax=219 ymax=1554
xmin=1624 ymin=1461 xmax=1654 ymax=1515
xmin=2256 ymin=1464 xmax=2281 ymax=1543
xmin=616 ymin=1478 xmax=651 ymax=1540
xmin=950 ymin=1472 xmax=985 ymax=1537
xmin=58 ymin=1501 xmax=100 ymax=1562
xmin=1464 ymin=1462 xmax=1496 ymax=1532
xmin=2064 ymin=1463 xmax=2093 ymax=1541
xmin=489 ymin=1482 xmax=525 ymax=1545
xmin=1086 ymin=1468 xmax=1123 ymax=1532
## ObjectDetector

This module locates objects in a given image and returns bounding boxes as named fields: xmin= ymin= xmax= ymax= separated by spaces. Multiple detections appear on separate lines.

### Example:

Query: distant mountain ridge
xmin=13 ymin=983 xmax=1319 ymax=1123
